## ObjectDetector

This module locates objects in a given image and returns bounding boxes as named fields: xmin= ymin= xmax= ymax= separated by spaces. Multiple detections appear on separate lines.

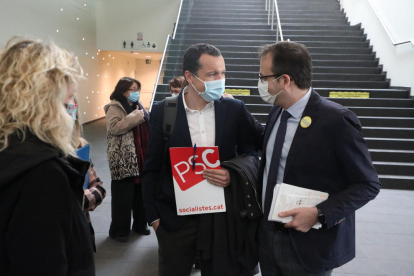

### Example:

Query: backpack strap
xmin=163 ymin=96 xmax=178 ymax=141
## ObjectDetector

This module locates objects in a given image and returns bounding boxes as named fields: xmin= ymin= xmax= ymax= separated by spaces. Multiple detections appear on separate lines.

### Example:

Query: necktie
xmin=263 ymin=110 xmax=291 ymax=226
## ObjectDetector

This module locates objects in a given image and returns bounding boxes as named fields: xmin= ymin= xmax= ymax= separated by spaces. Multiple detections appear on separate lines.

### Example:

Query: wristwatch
xmin=316 ymin=207 xmax=326 ymax=224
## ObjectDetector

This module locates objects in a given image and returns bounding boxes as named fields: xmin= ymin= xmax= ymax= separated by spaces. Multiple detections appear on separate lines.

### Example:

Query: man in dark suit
xmin=257 ymin=41 xmax=381 ymax=275
xmin=142 ymin=43 xmax=260 ymax=276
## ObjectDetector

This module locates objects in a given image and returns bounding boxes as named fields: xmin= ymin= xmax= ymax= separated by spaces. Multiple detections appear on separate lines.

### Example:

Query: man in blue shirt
xmin=257 ymin=41 xmax=380 ymax=275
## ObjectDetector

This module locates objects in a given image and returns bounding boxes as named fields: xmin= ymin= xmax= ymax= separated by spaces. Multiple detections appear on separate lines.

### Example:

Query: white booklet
xmin=268 ymin=183 xmax=329 ymax=229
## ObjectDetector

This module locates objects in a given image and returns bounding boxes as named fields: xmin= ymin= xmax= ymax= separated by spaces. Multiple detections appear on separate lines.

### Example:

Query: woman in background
xmin=0 ymin=37 xmax=95 ymax=275
xmin=105 ymin=77 xmax=150 ymax=242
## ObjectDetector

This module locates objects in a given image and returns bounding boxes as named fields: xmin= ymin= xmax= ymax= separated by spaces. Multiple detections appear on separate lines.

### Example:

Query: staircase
xmin=152 ymin=0 xmax=414 ymax=190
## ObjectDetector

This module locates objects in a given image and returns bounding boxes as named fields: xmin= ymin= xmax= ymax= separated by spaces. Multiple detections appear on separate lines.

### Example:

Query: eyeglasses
xmin=128 ymin=88 xmax=140 ymax=92
xmin=258 ymin=74 xmax=282 ymax=84
xmin=258 ymin=74 xmax=292 ymax=84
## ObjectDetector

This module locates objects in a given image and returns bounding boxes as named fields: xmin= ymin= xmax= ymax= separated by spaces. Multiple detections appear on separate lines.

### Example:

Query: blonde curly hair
xmin=0 ymin=37 xmax=83 ymax=155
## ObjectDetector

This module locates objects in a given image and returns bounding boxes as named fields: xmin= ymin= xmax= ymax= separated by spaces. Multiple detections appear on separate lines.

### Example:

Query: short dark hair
xmin=168 ymin=76 xmax=185 ymax=91
xmin=259 ymin=42 xmax=312 ymax=90
xmin=110 ymin=77 xmax=141 ymax=101
xmin=182 ymin=43 xmax=221 ymax=77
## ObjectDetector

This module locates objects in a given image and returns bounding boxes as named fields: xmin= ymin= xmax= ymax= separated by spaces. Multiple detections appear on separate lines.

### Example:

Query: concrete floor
xmin=84 ymin=119 xmax=414 ymax=276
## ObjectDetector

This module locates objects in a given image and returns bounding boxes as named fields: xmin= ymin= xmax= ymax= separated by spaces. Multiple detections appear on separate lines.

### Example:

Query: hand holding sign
xmin=203 ymin=168 xmax=230 ymax=187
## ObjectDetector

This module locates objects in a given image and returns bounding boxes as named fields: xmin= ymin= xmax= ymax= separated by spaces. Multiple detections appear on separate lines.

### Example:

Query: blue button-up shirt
xmin=262 ymin=88 xmax=312 ymax=208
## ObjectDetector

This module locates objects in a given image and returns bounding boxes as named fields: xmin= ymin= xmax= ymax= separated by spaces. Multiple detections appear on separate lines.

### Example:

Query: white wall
xmin=367 ymin=0 xmax=414 ymax=43
xmin=341 ymin=0 xmax=414 ymax=95
xmin=136 ymin=59 xmax=162 ymax=108
xmin=0 ymin=0 xmax=175 ymax=122
xmin=95 ymin=0 xmax=181 ymax=52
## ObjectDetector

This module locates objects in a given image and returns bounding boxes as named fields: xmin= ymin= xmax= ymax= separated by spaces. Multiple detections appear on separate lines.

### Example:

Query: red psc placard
xmin=170 ymin=147 xmax=221 ymax=191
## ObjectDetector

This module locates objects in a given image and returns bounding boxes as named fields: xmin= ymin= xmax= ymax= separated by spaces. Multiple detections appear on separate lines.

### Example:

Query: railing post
xmin=268 ymin=0 xmax=271 ymax=25
xmin=265 ymin=0 xmax=268 ymax=11
xmin=276 ymin=26 xmax=279 ymax=42
xmin=271 ymin=0 xmax=275 ymax=30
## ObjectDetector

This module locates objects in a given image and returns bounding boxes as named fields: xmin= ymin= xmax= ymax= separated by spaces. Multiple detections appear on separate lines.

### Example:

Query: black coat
xmin=0 ymin=135 xmax=95 ymax=276
xmin=196 ymin=154 xmax=262 ymax=276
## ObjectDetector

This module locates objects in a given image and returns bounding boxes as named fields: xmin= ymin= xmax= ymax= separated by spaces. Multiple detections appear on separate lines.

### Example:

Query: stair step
xmin=245 ymin=105 xmax=414 ymax=117
xmin=165 ymin=66 xmax=384 ymax=76
xmin=366 ymin=138 xmax=414 ymax=150
xmin=176 ymin=39 xmax=369 ymax=48
xmin=166 ymin=57 xmax=378 ymax=67
xmin=360 ymin=117 xmax=414 ymax=128
xmin=187 ymin=18 xmax=348 ymax=25
xmin=315 ymin=88 xmax=410 ymax=99
xmin=374 ymin=162 xmax=414 ymax=176
xmin=329 ymin=98 xmax=412 ymax=108
xmin=177 ymin=33 xmax=368 ymax=43
xmin=370 ymin=149 xmax=414 ymax=163
xmin=363 ymin=127 xmax=414 ymax=139
xmin=348 ymin=107 xmax=414 ymax=117
xmin=187 ymin=13 xmax=346 ymax=20
xmin=377 ymin=175 xmax=414 ymax=190
xmin=312 ymin=80 xmax=388 ymax=89
xmin=155 ymin=84 xmax=409 ymax=100
xmin=176 ymin=28 xmax=364 ymax=37
xmin=164 ymin=71 xmax=384 ymax=81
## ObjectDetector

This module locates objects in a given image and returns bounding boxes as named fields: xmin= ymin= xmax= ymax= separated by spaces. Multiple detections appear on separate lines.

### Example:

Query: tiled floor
xmin=84 ymin=119 xmax=414 ymax=276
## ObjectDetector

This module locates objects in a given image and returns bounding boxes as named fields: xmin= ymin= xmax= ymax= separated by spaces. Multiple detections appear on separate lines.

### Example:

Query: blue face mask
xmin=127 ymin=91 xmax=140 ymax=102
xmin=191 ymin=74 xmax=225 ymax=102
xmin=66 ymin=103 xmax=77 ymax=121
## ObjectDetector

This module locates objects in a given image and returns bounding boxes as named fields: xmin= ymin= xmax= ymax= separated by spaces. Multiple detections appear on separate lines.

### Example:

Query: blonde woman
xmin=0 ymin=37 xmax=95 ymax=275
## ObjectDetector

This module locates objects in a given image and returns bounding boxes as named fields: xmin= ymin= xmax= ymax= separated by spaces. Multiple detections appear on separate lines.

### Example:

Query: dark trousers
xmin=109 ymin=177 xmax=147 ymax=237
xmin=155 ymin=218 xmax=212 ymax=276
xmin=258 ymin=223 xmax=333 ymax=276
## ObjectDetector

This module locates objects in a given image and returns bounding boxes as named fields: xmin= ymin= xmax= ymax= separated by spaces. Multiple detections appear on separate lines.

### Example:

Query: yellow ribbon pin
xmin=300 ymin=116 xmax=312 ymax=128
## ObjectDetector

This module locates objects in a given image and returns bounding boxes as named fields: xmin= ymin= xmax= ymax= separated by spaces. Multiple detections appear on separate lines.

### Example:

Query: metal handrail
xmin=266 ymin=0 xmax=284 ymax=42
xmin=149 ymin=0 xmax=185 ymax=112
xmin=367 ymin=0 xmax=413 ymax=46
xmin=340 ymin=0 xmax=413 ymax=47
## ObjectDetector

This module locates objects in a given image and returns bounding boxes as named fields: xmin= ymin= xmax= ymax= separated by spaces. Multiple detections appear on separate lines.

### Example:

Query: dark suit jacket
xmin=142 ymin=93 xmax=259 ymax=231
xmin=259 ymin=89 xmax=381 ymax=273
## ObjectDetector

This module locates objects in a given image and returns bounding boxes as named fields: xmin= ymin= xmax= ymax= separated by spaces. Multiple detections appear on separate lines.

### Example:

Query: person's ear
xmin=282 ymin=74 xmax=291 ymax=89
xmin=184 ymin=70 xmax=193 ymax=85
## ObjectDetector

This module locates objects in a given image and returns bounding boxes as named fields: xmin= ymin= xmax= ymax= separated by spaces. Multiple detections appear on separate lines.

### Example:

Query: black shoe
xmin=132 ymin=226 xmax=151 ymax=235
xmin=109 ymin=234 xmax=129 ymax=242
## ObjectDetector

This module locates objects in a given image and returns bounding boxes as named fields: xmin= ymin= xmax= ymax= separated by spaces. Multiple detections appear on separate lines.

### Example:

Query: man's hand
xmin=203 ymin=168 xmax=230 ymax=187
xmin=152 ymin=220 xmax=160 ymax=232
xmin=279 ymin=207 xmax=319 ymax=233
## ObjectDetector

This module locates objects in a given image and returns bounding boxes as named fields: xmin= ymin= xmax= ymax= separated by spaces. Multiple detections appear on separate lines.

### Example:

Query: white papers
xmin=269 ymin=183 xmax=329 ymax=229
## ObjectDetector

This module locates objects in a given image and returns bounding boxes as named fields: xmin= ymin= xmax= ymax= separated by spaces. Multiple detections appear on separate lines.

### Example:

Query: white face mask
xmin=258 ymin=75 xmax=285 ymax=105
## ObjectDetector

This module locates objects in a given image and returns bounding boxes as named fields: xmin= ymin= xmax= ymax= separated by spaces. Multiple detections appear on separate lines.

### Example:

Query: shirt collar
xmin=182 ymin=86 xmax=215 ymax=113
xmin=286 ymin=87 xmax=312 ymax=120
